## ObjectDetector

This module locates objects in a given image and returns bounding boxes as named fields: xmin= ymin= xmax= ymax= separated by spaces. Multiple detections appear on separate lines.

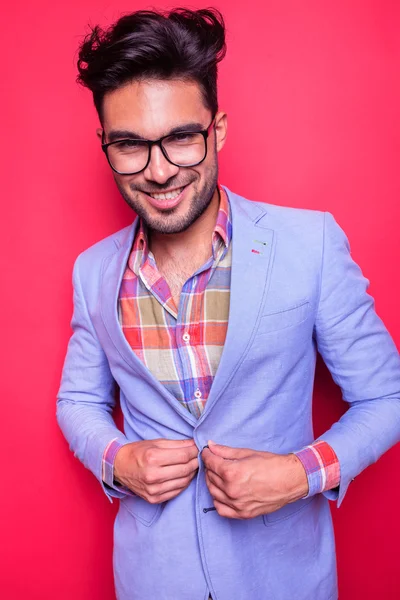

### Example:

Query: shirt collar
xmin=213 ymin=185 xmax=232 ymax=250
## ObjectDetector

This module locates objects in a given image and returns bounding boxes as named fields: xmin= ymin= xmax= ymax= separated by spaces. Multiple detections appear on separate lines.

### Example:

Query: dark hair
xmin=77 ymin=7 xmax=226 ymax=123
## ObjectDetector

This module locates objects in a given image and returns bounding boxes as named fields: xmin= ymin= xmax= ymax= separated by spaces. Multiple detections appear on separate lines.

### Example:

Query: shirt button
xmin=183 ymin=333 xmax=190 ymax=342
xmin=194 ymin=389 xmax=202 ymax=399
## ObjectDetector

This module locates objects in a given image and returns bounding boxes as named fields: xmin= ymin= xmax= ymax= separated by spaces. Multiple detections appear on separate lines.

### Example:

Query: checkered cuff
xmin=102 ymin=438 xmax=134 ymax=495
xmin=294 ymin=441 xmax=341 ymax=498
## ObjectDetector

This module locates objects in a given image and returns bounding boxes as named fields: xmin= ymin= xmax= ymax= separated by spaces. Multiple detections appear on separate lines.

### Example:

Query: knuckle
xmin=229 ymin=464 xmax=238 ymax=477
xmin=207 ymin=484 xmax=215 ymax=497
xmin=225 ymin=483 xmax=238 ymax=499
xmin=180 ymin=451 xmax=192 ymax=464
xmin=182 ymin=474 xmax=192 ymax=486
xmin=222 ymin=466 xmax=233 ymax=482
xmin=218 ymin=464 xmax=227 ymax=478
xmin=187 ymin=473 xmax=197 ymax=486
xmin=147 ymin=484 xmax=160 ymax=497
xmin=216 ymin=505 xmax=229 ymax=518
xmin=146 ymin=495 xmax=160 ymax=505
xmin=241 ymin=511 xmax=252 ymax=520
xmin=144 ymin=449 xmax=157 ymax=465
xmin=142 ymin=470 xmax=156 ymax=485
xmin=186 ymin=449 xmax=197 ymax=463
xmin=184 ymin=464 xmax=195 ymax=477
xmin=235 ymin=504 xmax=250 ymax=519
xmin=190 ymin=448 xmax=199 ymax=460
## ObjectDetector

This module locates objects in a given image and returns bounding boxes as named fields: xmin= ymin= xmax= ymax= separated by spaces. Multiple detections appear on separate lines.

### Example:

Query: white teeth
xmin=149 ymin=187 xmax=184 ymax=200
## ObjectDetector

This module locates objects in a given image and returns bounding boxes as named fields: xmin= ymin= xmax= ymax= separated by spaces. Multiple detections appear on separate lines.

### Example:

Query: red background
xmin=1 ymin=1 xmax=399 ymax=598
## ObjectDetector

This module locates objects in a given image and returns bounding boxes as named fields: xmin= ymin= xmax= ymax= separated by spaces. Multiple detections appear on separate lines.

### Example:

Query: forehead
xmin=102 ymin=79 xmax=210 ymax=137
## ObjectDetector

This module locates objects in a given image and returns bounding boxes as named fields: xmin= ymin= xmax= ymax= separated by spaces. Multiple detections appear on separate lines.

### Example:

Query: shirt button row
xmin=183 ymin=333 xmax=190 ymax=342
xmin=194 ymin=389 xmax=202 ymax=399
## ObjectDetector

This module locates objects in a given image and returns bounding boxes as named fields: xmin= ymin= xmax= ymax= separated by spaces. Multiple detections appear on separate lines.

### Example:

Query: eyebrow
xmin=106 ymin=122 xmax=206 ymax=143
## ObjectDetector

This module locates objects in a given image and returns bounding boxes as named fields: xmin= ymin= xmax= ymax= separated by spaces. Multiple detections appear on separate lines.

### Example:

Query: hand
xmin=114 ymin=438 xmax=199 ymax=503
xmin=202 ymin=441 xmax=309 ymax=519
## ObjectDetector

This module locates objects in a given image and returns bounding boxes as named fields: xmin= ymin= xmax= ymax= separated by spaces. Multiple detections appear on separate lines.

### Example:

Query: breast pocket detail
xmin=256 ymin=301 xmax=311 ymax=335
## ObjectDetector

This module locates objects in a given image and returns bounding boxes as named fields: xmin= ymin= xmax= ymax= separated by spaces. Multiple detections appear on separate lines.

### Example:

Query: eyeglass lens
xmin=107 ymin=132 xmax=207 ymax=174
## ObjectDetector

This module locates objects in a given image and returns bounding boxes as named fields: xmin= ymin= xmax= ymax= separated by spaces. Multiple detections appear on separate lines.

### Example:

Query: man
xmin=57 ymin=8 xmax=400 ymax=600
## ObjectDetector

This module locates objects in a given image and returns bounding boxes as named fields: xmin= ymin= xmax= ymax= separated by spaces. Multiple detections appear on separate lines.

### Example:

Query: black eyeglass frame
xmin=101 ymin=118 xmax=216 ymax=175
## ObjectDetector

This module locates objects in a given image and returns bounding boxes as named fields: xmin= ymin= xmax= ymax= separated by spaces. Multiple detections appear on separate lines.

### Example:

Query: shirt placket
xmin=177 ymin=261 xmax=214 ymax=418
xmin=133 ymin=219 xmax=229 ymax=419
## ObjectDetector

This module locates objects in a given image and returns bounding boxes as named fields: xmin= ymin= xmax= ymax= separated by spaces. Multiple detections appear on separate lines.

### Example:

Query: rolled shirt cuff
xmin=102 ymin=438 xmax=134 ymax=496
xmin=294 ymin=440 xmax=341 ymax=498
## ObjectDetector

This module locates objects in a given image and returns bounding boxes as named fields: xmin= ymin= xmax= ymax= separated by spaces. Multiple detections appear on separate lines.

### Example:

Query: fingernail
xmin=208 ymin=440 xmax=216 ymax=446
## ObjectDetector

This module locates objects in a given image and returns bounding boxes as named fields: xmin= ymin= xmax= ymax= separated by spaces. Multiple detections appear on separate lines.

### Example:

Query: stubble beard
xmin=115 ymin=161 xmax=219 ymax=235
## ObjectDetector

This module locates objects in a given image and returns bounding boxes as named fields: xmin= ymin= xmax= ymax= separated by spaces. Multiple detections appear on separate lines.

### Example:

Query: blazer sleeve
xmin=56 ymin=254 xmax=129 ymax=502
xmin=314 ymin=212 xmax=400 ymax=507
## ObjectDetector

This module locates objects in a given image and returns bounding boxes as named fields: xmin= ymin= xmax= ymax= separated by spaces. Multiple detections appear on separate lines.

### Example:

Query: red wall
xmin=2 ymin=1 xmax=399 ymax=598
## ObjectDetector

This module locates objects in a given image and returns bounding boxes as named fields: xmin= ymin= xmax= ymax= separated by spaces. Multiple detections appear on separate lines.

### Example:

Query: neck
xmin=149 ymin=187 xmax=220 ymax=259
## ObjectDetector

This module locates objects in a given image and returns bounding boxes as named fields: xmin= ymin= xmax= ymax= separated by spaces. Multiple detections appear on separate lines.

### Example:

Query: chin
xmin=147 ymin=215 xmax=196 ymax=235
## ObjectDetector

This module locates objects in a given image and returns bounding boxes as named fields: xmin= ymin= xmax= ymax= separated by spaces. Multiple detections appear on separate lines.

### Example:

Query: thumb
xmin=207 ymin=440 xmax=253 ymax=460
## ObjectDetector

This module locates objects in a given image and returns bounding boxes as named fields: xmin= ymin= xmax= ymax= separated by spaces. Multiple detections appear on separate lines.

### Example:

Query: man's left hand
xmin=202 ymin=441 xmax=309 ymax=519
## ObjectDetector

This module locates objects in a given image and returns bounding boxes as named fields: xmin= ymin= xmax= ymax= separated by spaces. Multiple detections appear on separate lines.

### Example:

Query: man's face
xmin=98 ymin=79 xmax=227 ymax=234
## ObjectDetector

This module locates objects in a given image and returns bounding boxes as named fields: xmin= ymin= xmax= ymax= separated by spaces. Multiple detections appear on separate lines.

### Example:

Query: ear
xmin=214 ymin=111 xmax=228 ymax=152
xmin=96 ymin=127 xmax=103 ymax=142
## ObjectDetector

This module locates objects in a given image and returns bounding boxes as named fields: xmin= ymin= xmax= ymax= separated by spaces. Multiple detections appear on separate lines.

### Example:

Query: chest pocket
xmin=119 ymin=494 xmax=164 ymax=527
xmin=263 ymin=494 xmax=315 ymax=525
xmin=256 ymin=301 xmax=311 ymax=336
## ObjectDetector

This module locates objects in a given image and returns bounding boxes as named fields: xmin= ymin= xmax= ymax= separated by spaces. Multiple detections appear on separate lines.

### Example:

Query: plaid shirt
xmin=102 ymin=187 xmax=340 ymax=497
xmin=118 ymin=188 xmax=232 ymax=418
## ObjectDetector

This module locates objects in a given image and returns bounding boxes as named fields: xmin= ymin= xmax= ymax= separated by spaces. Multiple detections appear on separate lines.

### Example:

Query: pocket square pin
xmin=251 ymin=239 xmax=268 ymax=254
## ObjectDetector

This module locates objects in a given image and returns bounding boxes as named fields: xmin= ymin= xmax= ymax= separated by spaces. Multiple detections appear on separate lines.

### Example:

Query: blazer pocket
xmin=119 ymin=494 xmax=164 ymax=527
xmin=256 ymin=301 xmax=310 ymax=335
xmin=263 ymin=495 xmax=314 ymax=526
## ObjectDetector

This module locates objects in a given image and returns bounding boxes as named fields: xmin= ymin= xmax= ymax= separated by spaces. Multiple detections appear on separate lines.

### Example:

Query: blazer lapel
xmin=198 ymin=187 xmax=275 ymax=423
xmin=99 ymin=220 xmax=197 ymax=426
xmin=99 ymin=188 xmax=275 ymax=427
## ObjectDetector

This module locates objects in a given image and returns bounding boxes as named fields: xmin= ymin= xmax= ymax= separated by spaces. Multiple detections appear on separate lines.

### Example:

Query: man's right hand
xmin=113 ymin=438 xmax=199 ymax=503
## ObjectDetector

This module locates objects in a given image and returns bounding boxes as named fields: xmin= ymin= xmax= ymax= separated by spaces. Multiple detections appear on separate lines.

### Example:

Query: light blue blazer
xmin=57 ymin=187 xmax=400 ymax=600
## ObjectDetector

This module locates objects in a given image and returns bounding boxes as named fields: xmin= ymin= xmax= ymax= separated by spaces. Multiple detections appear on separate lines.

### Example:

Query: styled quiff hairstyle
xmin=77 ymin=7 xmax=226 ymax=123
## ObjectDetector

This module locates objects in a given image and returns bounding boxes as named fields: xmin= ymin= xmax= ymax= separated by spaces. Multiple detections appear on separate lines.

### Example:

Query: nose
xmin=143 ymin=143 xmax=179 ymax=184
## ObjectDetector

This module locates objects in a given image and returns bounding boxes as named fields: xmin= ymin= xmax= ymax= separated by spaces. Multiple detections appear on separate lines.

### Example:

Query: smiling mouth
xmin=145 ymin=185 xmax=186 ymax=200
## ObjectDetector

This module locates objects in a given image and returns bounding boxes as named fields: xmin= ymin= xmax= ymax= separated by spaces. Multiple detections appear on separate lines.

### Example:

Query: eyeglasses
xmin=101 ymin=119 xmax=215 ymax=175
